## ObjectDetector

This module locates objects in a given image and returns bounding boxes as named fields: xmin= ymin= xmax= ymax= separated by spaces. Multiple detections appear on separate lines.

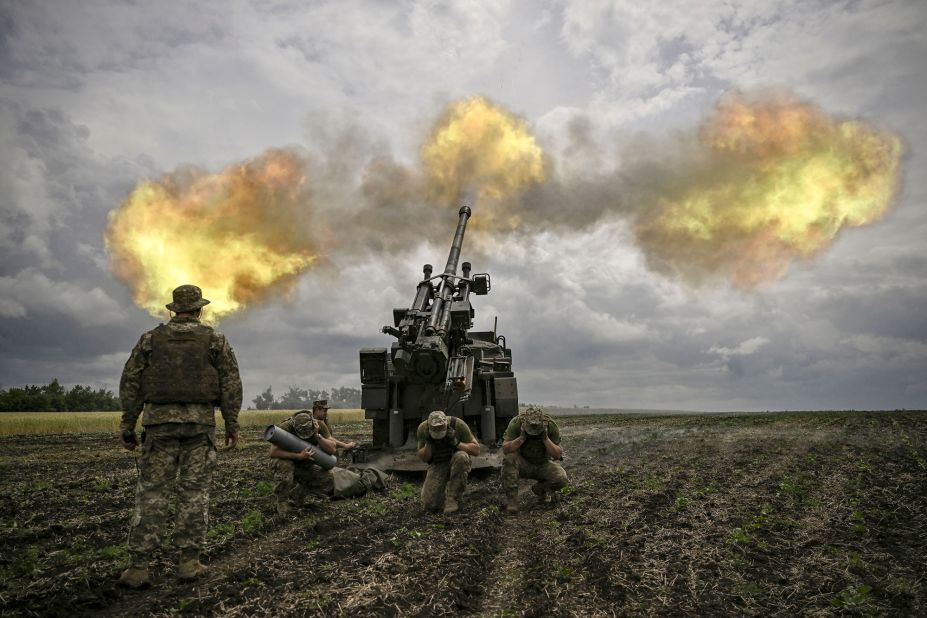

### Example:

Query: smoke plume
xmin=629 ymin=91 xmax=903 ymax=286
xmin=106 ymin=91 xmax=904 ymax=319
xmin=105 ymin=148 xmax=323 ymax=320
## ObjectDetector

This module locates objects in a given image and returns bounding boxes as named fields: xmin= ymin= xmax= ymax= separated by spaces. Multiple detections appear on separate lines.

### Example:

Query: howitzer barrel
xmin=443 ymin=205 xmax=472 ymax=275
xmin=263 ymin=425 xmax=337 ymax=470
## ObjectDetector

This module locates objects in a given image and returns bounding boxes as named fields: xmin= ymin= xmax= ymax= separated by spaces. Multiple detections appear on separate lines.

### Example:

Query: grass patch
xmin=99 ymin=545 xmax=128 ymax=560
xmin=832 ymin=584 xmax=873 ymax=608
xmin=240 ymin=510 xmax=264 ymax=534
xmin=389 ymin=482 xmax=418 ymax=501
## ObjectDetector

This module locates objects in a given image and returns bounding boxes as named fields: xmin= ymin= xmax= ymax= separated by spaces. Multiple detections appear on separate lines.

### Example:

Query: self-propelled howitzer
xmin=356 ymin=204 xmax=518 ymax=471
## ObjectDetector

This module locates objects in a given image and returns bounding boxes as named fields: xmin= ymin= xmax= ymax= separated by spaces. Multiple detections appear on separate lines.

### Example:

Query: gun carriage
xmin=355 ymin=204 xmax=518 ymax=471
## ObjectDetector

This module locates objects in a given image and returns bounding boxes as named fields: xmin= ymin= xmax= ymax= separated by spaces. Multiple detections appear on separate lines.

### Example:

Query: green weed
xmin=208 ymin=522 xmax=235 ymax=539
xmin=642 ymin=473 xmax=665 ymax=492
xmin=670 ymin=494 xmax=688 ymax=512
xmin=389 ymin=482 xmax=418 ymax=501
xmin=728 ymin=527 xmax=751 ymax=545
xmin=850 ymin=510 xmax=867 ymax=534
xmin=255 ymin=481 xmax=275 ymax=496
xmin=832 ymin=584 xmax=872 ymax=608
xmin=359 ymin=498 xmax=388 ymax=516
xmin=99 ymin=545 xmax=127 ymax=560
xmin=241 ymin=510 xmax=264 ymax=534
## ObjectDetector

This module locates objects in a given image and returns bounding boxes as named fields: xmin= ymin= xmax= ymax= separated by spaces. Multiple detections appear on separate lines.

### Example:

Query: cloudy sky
xmin=1 ymin=0 xmax=926 ymax=411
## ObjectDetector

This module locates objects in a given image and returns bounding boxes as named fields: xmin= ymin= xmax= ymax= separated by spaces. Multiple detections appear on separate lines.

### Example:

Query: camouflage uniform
xmin=270 ymin=412 xmax=385 ymax=507
xmin=270 ymin=413 xmax=336 ymax=504
xmin=417 ymin=414 xmax=475 ymax=512
xmin=119 ymin=287 xmax=241 ymax=569
xmin=501 ymin=410 xmax=568 ymax=505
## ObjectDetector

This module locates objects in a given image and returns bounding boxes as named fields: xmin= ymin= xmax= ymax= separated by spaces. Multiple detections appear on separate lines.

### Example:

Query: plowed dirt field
xmin=1 ymin=411 xmax=925 ymax=616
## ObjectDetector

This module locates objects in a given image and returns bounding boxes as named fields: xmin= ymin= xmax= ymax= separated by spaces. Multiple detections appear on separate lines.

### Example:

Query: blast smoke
xmin=106 ymin=91 xmax=904 ymax=319
xmin=629 ymin=91 xmax=903 ymax=286
xmin=105 ymin=148 xmax=324 ymax=320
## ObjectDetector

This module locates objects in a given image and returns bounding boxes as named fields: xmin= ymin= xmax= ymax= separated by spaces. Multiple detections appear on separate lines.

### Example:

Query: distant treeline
xmin=251 ymin=386 xmax=361 ymax=410
xmin=0 ymin=379 xmax=120 ymax=412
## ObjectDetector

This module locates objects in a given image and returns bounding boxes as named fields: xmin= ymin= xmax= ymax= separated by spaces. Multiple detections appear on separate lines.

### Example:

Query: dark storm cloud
xmin=1 ymin=0 xmax=926 ymax=412
xmin=0 ymin=97 xmax=154 ymax=389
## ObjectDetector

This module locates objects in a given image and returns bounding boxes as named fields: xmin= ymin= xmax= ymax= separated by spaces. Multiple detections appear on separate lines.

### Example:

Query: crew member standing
xmin=117 ymin=284 xmax=242 ymax=588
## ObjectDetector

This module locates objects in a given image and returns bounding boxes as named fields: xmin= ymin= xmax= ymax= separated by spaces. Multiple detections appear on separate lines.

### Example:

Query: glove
xmin=120 ymin=429 xmax=140 ymax=450
xmin=445 ymin=431 xmax=459 ymax=448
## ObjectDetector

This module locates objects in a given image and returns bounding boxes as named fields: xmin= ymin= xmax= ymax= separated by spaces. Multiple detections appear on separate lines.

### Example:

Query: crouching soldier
xmin=269 ymin=411 xmax=387 ymax=514
xmin=417 ymin=411 xmax=480 ymax=514
xmin=501 ymin=406 xmax=568 ymax=514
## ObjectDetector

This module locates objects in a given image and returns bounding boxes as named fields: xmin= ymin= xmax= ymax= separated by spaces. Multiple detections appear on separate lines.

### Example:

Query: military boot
xmin=531 ymin=483 xmax=549 ymax=503
xmin=118 ymin=565 xmax=151 ymax=589
xmin=177 ymin=551 xmax=208 ymax=581
xmin=443 ymin=496 xmax=460 ymax=515
xmin=276 ymin=501 xmax=292 ymax=516
xmin=505 ymin=495 xmax=519 ymax=514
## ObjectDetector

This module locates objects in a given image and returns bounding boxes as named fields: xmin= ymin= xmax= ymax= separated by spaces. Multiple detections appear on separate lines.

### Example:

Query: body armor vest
xmin=142 ymin=324 xmax=221 ymax=404
xmin=429 ymin=417 xmax=460 ymax=464
xmin=521 ymin=421 xmax=550 ymax=465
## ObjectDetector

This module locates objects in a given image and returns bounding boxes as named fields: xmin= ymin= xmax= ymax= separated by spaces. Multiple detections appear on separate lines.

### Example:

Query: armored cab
xmin=356 ymin=204 xmax=518 ymax=470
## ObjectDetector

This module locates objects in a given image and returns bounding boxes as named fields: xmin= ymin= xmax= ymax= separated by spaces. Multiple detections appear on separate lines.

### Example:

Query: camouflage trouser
xmin=127 ymin=423 xmax=217 ymax=563
xmin=421 ymin=451 xmax=471 ymax=511
xmin=501 ymin=452 xmax=568 ymax=498
xmin=270 ymin=459 xmax=383 ymax=502
xmin=270 ymin=458 xmax=334 ymax=503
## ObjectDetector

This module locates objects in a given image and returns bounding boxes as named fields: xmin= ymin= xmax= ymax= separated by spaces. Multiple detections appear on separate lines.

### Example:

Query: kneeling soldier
xmin=269 ymin=411 xmax=386 ymax=514
xmin=501 ymin=406 xmax=568 ymax=514
xmin=417 ymin=411 xmax=480 ymax=514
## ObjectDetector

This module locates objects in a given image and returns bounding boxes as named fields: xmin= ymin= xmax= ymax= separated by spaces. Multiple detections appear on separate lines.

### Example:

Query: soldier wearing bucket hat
xmin=269 ymin=410 xmax=388 ymax=514
xmin=500 ymin=406 xmax=568 ymax=514
xmin=416 ymin=410 xmax=480 ymax=514
xmin=117 ymin=284 xmax=242 ymax=588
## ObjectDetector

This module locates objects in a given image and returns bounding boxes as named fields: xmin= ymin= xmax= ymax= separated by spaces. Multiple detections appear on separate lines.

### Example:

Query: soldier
xmin=416 ymin=410 xmax=480 ymax=514
xmin=501 ymin=406 xmax=568 ymax=514
xmin=117 ymin=284 xmax=242 ymax=589
xmin=269 ymin=410 xmax=386 ymax=514
xmin=310 ymin=399 xmax=356 ymax=451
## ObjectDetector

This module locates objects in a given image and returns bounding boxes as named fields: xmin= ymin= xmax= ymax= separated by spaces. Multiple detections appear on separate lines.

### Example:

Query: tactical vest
xmin=141 ymin=324 xmax=221 ymax=404
xmin=429 ymin=417 xmax=460 ymax=464
xmin=520 ymin=419 xmax=552 ymax=465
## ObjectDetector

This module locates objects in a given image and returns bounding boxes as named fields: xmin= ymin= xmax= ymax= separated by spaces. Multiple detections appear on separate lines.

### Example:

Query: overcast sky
xmin=1 ymin=0 xmax=925 ymax=411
